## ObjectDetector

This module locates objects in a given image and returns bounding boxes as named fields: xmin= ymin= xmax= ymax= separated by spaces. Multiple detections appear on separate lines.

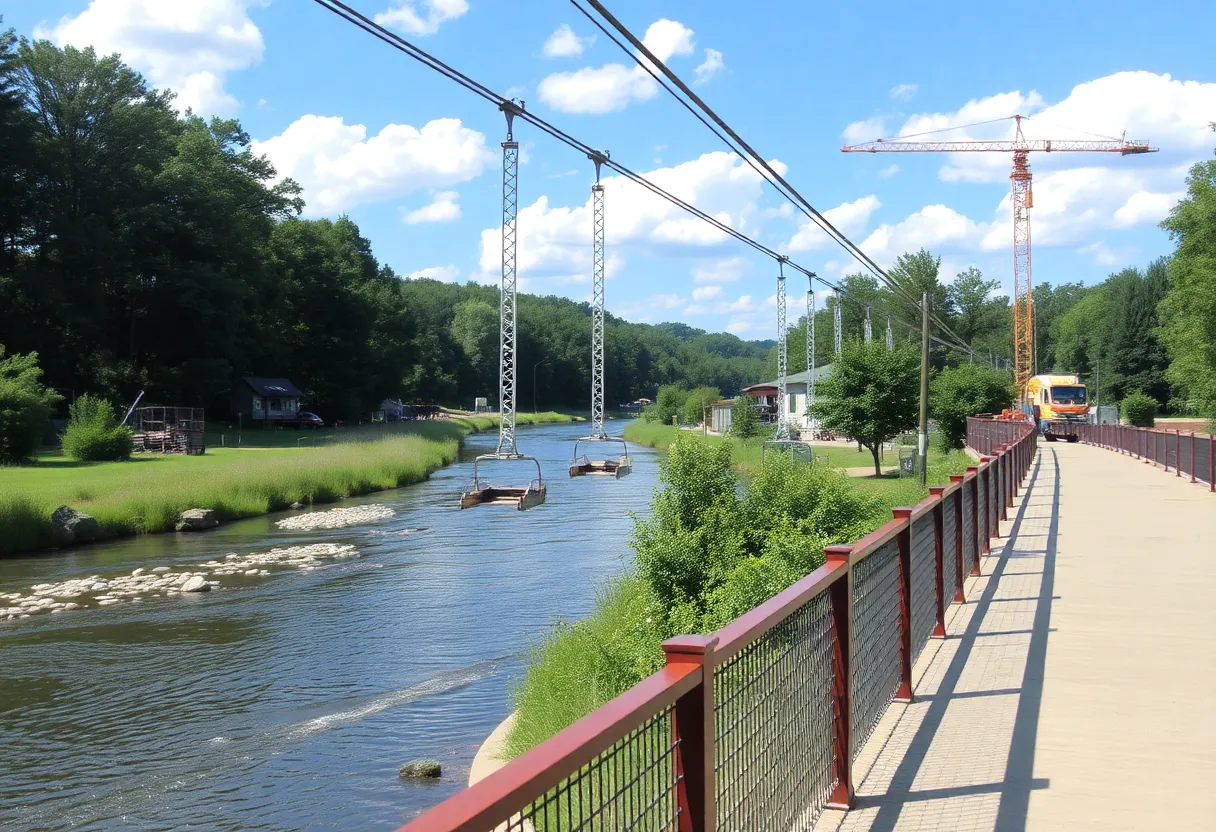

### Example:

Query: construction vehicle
xmin=1025 ymin=374 xmax=1089 ymax=441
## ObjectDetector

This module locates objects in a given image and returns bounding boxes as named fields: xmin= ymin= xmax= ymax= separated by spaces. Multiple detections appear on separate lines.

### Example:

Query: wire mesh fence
xmin=511 ymin=708 xmax=682 ymax=832
xmin=909 ymin=514 xmax=937 ymax=660
xmin=850 ymin=538 xmax=902 ymax=759
xmin=714 ymin=592 xmax=835 ymax=831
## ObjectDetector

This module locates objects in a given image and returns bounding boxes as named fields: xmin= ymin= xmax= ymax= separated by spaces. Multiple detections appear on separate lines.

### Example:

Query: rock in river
xmin=176 ymin=509 xmax=219 ymax=532
xmin=50 ymin=506 xmax=100 ymax=546
xmin=398 ymin=759 xmax=442 ymax=779
xmin=181 ymin=576 xmax=210 ymax=593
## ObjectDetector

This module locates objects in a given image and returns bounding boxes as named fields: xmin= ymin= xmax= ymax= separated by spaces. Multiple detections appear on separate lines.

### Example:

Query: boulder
xmin=181 ymin=576 xmax=210 ymax=593
xmin=50 ymin=506 xmax=100 ymax=546
xmin=175 ymin=509 xmax=218 ymax=532
xmin=290 ymin=501 xmax=304 ymax=510
xmin=398 ymin=759 xmax=442 ymax=779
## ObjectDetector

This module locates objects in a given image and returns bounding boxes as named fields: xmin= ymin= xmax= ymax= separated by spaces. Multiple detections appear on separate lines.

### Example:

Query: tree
xmin=730 ymin=395 xmax=760 ymax=438
xmin=930 ymin=365 xmax=1016 ymax=450
xmin=653 ymin=384 xmax=688 ymax=425
xmin=1102 ymin=259 xmax=1171 ymax=403
xmin=450 ymin=299 xmax=498 ymax=400
xmin=812 ymin=341 xmax=920 ymax=475
xmin=888 ymin=249 xmax=953 ymax=318
xmin=682 ymin=386 xmax=721 ymax=427
xmin=1158 ymin=147 xmax=1216 ymax=421
xmin=0 ymin=347 xmax=60 ymax=463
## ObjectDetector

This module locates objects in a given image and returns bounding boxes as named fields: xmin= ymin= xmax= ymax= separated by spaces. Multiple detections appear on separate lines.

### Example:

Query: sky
xmin=6 ymin=0 xmax=1215 ymax=343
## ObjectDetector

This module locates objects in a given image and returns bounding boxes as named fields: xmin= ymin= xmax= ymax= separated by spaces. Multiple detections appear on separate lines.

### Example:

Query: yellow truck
xmin=1025 ymin=374 xmax=1089 ymax=442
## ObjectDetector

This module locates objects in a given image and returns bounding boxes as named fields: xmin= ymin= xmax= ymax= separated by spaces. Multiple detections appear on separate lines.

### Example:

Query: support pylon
xmin=833 ymin=289 xmax=843 ymax=356
xmin=885 ymin=314 xmax=893 ymax=351
xmin=807 ymin=282 xmax=816 ymax=420
xmin=864 ymin=305 xmax=873 ymax=344
xmin=588 ymin=150 xmax=608 ymax=439
xmin=775 ymin=258 xmax=790 ymax=442
xmin=496 ymin=101 xmax=522 ymax=458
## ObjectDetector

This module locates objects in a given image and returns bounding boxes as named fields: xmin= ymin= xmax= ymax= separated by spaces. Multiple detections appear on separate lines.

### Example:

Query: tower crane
xmin=843 ymin=115 xmax=1156 ymax=394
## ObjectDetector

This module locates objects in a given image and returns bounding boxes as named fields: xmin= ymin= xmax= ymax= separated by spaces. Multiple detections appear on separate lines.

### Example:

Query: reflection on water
xmin=0 ymin=422 xmax=658 ymax=830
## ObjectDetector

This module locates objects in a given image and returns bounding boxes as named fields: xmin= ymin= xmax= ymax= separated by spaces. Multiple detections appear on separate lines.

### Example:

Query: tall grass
xmin=0 ymin=412 xmax=576 ymax=556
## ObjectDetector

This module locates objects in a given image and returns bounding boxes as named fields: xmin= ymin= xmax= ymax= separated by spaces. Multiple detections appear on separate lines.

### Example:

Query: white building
xmin=740 ymin=365 xmax=835 ymax=433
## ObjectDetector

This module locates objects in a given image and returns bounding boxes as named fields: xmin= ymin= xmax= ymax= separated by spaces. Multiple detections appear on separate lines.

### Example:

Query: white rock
xmin=181 ymin=576 xmax=210 ymax=593
xmin=90 ymin=582 xmax=107 ymax=591
xmin=132 ymin=568 xmax=146 ymax=577
xmin=97 ymin=598 xmax=120 ymax=606
xmin=151 ymin=566 xmax=170 ymax=573
xmin=244 ymin=569 xmax=259 ymax=576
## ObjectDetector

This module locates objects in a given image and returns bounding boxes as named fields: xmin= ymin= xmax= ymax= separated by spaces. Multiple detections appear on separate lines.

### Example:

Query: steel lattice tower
xmin=833 ymin=289 xmax=843 ymax=357
xmin=496 ymin=102 xmax=523 ymax=458
xmin=806 ymin=283 xmax=816 ymax=419
xmin=588 ymin=152 xmax=608 ymax=439
xmin=885 ymin=315 xmax=893 ymax=351
xmin=864 ymin=305 xmax=873 ymax=344
xmin=774 ymin=260 xmax=790 ymax=441
xmin=1011 ymin=145 xmax=1035 ymax=389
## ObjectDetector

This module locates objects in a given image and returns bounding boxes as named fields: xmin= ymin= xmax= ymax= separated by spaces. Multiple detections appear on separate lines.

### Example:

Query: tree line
xmin=0 ymin=29 xmax=770 ymax=424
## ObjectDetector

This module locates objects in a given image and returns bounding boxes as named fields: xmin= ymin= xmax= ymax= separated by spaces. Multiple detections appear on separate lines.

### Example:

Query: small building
xmin=740 ymin=364 xmax=835 ymax=432
xmin=710 ymin=400 xmax=734 ymax=434
xmin=379 ymin=398 xmax=406 ymax=421
xmin=231 ymin=377 xmax=303 ymax=425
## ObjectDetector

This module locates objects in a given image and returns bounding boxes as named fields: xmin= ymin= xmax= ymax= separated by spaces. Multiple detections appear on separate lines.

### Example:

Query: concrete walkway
xmin=817 ymin=440 xmax=1216 ymax=831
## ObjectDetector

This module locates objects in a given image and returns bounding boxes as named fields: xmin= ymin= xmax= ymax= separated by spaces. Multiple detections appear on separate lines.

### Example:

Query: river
xmin=0 ymin=421 xmax=659 ymax=830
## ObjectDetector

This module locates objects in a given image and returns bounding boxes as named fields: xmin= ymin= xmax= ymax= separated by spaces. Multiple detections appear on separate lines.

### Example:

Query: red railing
xmin=402 ymin=419 xmax=1037 ymax=832
xmin=1075 ymin=422 xmax=1214 ymax=491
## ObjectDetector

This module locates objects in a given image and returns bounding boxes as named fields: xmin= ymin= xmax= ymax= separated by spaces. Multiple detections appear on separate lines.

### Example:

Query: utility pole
xmin=918 ymin=292 xmax=930 ymax=487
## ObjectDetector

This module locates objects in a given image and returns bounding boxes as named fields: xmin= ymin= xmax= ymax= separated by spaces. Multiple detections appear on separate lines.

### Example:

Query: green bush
xmin=730 ymin=394 xmax=760 ymax=438
xmin=1120 ymin=392 xmax=1158 ymax=427
xmin=653 ymin=384 xmax=688 ymax=425
xmin=682 ymin=386 xmax=721 ymax=427
xmin=61 ymin=395 xmax=134 ymax=461
xmin=0 ymin=348 xmax=61 ymax=464
xmin=929 ymin=364 xmax=1016 ymax=451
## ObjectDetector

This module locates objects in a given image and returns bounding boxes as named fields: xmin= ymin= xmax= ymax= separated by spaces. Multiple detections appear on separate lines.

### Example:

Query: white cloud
xmin=842 ymin=116 xmax=887 ymax=145
xmin=375 ymin=0 xmax=468 ymax=36
xmin=786 ymin=195 xmax=881 ymax=252
xmin=1113 ymin=190 xmax=1184 ymax=227
xmin=477 ymin=151 xmax=775 ymax=285
xmin=890 ymin=83 xmax=918 ymax=101
xmin=692 ymin=285 xmax=723 ymax=301
xmin=1078 ymin=241 xmax=1132 ymax=267
xmin=726 ymin=318 xmax=754 ymax=335
xmin=859 ymin=204 xmax=992 ymax=266
xmin=37 ymin=0 xmax=263 ymax=116
xmin=542 ymin=24 xmax=593 ymax=58
xmin=404 ymin=190 xmax=461 ymax=224
xmin=877 ymin=164 xmax=900 ymax=179
xmin=694 ymin=49 xmax=725 ymax=85
xmin=406 ymin=265 xmax=460 ymax=282
xmin=693 ymin=256 xmax=751 ymax=283
xmin=253 ymin=116 xmax=495 ymax=215
xmin=537 ymin=18 xmax=703 ymax=114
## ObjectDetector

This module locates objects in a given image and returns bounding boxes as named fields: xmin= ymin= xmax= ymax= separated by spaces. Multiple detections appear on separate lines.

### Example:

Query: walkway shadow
xmin=857 ymin=448 xmax=1061 ymax=832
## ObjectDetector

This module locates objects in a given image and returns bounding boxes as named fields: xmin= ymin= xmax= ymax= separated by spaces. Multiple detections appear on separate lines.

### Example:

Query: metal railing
xmin=1075 ymin=423 xmax=1215 ymax=492
xmin=402 ymin=419 xmax=1037 ymax=832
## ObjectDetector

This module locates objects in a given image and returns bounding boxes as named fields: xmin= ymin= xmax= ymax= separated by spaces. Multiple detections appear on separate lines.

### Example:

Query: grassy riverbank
xmin=507 ymin=426 xmax=972 ymax=759
xmin=0 ymin=413 xmax=577 ymax=556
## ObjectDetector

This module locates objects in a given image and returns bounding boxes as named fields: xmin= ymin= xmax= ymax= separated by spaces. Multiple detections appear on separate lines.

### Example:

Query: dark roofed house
xmin=231 ymin=377 xmax=304 ymax=424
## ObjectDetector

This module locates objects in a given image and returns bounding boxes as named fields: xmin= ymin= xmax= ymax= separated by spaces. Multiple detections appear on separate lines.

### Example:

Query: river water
xmin=0 ymin=422 xmax=659 ymax=831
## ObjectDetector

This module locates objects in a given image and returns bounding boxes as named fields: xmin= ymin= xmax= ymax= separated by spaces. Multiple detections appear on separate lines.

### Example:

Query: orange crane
xmin=842 ymin=115 xmax=1155 ymax=394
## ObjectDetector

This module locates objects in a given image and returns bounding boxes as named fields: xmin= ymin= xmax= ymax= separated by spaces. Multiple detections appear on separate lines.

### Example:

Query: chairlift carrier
xmin=569 ymin=436 xmax=633 ymax=479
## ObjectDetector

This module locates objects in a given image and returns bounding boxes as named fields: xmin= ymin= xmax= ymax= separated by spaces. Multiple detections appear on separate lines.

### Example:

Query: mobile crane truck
xmin=1025 ymin=374 xmax=1089 ymax=441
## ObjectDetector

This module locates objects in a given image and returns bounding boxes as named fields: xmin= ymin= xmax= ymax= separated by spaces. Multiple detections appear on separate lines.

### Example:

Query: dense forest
xmin=0 ymin=31 xmax=769 ymax=421
xmin=2 ymin=26 xmax=1213 ymax=423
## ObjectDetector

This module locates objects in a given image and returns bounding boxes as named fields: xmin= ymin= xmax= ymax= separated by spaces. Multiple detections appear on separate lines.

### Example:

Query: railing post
xmin=948 ymin=474 xmax=966 ymax=602
xmin=891 ymin=508 xmax=915 ymax=703
xmin=1176 ymin=429 xmax=1182 ymax=477
xmin=928 ymin=487 xmax=947 ymax=638
xmin=662 ymin=635 xmax=718 ymax=832
xmin=1210 ymin=435 xmax=1214 ymax=493
xmin=1191 ymin=432 xmax=1197 ymax=483
xmin=1162 ymin=431 xmax=1168 ymax=472
xmin=824 ymin=545 xmax=853 ymax=810
xmin=965 ymin=466 xmax=982 ymax=576
xmin=982 ymin=457 xmax=995 ymax=547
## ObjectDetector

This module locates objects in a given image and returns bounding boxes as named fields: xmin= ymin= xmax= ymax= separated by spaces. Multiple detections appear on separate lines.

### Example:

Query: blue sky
xmin=8 ymin=0 xmax=1215 ymax=341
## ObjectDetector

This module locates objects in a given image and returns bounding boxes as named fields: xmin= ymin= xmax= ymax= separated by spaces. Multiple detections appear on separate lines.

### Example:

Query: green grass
xmin=0 ymin=412 xmax=577 ymax=556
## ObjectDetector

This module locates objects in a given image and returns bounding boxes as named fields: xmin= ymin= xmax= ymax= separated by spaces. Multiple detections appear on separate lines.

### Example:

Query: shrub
xmin=682 ymin=386 xmax=721 ymax=427
xmin=0 ymin=348 xmax=61 ymax=464
xmin=61 ymin=395 xmax=134 ymax=461
xmin=1121 ymin=391 xmax=1158 ymax=427
xmin=653 ymin=384 xmax=688 ymax=425
xmin=730 ymin=394 xmax=760 ymax=438
xmin=930 ymin=364 xmax=1017 ymax=451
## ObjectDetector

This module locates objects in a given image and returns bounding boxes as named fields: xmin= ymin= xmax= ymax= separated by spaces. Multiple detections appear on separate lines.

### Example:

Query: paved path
xmin=817 ymin=440 xmax=1216 ymax=831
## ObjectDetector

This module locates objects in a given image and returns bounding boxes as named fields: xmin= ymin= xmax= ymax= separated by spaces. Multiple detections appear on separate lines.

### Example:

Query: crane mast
xmin=843 ymin=114 xmax=1155 ymax=395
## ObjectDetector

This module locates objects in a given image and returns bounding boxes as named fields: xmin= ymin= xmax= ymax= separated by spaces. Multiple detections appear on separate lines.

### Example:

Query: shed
xmin=741 ymin=364 xmax=835 ymax=431
xmin=231 ymin=377 xmax=303 ymax=424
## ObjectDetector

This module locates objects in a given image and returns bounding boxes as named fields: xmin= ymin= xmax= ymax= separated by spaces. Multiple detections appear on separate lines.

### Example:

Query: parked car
xmin=292 ymin=411 xmax=324 ymax=429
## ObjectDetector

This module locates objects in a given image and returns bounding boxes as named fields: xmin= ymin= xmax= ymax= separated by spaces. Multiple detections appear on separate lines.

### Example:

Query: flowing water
xmin=0 ymin=422 xmax=659 ymax=830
